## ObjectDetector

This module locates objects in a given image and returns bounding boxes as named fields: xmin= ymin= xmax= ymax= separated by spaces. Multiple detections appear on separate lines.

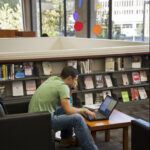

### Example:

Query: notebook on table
xmin=82 ymin=95 xmax=118 ymax=121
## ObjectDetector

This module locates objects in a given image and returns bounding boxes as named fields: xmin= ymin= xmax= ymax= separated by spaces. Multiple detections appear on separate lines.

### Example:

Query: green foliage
xmin=42 ymin=9 xmax=60 ymax=36
xmin=0 ymin=0 xmax=19 ymax=9
xmin=0 ymin=3 xmax=22 ymax=30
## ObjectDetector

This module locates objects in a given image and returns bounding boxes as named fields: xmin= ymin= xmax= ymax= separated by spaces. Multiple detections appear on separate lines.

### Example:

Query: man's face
xmin=69 ymin=75 xmax=78 ymax=89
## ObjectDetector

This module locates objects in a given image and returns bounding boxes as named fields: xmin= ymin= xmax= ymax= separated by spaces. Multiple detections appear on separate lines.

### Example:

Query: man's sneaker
xmin=60 ymin=137 xmax=78 ymax=147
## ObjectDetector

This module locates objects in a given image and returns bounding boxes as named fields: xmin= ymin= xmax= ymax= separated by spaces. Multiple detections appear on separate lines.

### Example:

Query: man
xmin=28 ymin=66 xmax=98 ymax=150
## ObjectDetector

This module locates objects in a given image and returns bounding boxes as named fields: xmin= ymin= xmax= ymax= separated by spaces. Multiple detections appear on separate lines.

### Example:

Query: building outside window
xmin=0 ymin=0 xmax=23 ymax=30
xmin=112 ymin=0 xmax=149 ymax=41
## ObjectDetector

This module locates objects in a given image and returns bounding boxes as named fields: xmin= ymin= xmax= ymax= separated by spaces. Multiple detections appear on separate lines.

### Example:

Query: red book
xmin=130 ymin=88 xmax=135 ymax=101
xmin=134 ymin=88 xmax=139 ymax=100
xmin=132 ymin=72 xmax=141 ymax=84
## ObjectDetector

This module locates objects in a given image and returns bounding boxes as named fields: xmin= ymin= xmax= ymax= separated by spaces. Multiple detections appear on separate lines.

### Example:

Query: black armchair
xmin=131 ymin=119 xmax=150 ymax=150
xmin=0 ymin=100 xmax=55 ymax=150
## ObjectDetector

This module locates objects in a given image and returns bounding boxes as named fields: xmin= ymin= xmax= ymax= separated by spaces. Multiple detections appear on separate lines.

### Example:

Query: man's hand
xmin=82 ymin=108 xmax=96 ymax=119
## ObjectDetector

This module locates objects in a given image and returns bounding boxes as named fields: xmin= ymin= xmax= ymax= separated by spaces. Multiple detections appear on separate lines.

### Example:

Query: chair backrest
xmin=131 ymin=119 xmax=150 ymax=150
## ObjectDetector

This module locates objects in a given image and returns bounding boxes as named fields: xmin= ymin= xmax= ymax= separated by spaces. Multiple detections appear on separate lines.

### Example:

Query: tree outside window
xmin=0 ymin=0 xmax=23 ymax=30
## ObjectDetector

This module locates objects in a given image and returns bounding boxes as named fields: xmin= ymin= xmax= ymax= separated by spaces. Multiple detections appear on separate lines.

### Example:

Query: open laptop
xmin=83 ymin=95 xmax=118 ymax=121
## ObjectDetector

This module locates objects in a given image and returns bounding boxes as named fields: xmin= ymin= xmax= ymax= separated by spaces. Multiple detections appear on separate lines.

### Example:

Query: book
xmin=122 ymin=74 xmax=129 ymax=85
xmin=132 ymin=72 xmax=141 ymax=84
xmin=123 ymin=57 xmax=132 ymax=70
xmin=95 ymin=92 xmax=103 ymax=104
xmin=84 ymin=93 xmax=93 ymax=105
xmin=132 ymin=56 xmax=142 ymax=68
xmin=134 ymin=88 xmax=140 ymax=100
xmin=25 ymin=80 xmax=36 ymax=95
xmin=130 ymin=88 xmax=140 ymax=101
xmin=130 ymin=88 xmax=135 ymax=101
xmin=95 ymin=75 xmax=104 ymax=88
xmin=42 ymin=61 xmax=53 ymax=75
xmin=67 ymin=60 xmax=77 ymax=69
xmin=102 ymin=90 xmax=111 ymax=99
xmin=14 ymin=64 xmax=25 ymax=78
xmin=12 ymin=81 xmax=24 ymax=96
xmin=0 ymin=84 xmax=5 ymax=97
xmin=138 ymin=87 xmax=148 ymax=99
xmin=105 ymin=57 xmax=115 ymax=72
xmin=140 ymin=71 xmax=147 ymax=82
xmin=116 ymin=57 xmax=124 ymax=71
xmin=121 ymin=91 xmax=130 ymax=102
xmin=104 ymin=75 xmax=113 ymax=87
xmin=84 ymin=76 xmax=94 ymax=89
xmin=23 ymin=62 xmax=34 ymax=76
xmin=83 ymin=104 xmax=101 ymax=110
xmin=79 ymin=59 xmax=92 ymax=73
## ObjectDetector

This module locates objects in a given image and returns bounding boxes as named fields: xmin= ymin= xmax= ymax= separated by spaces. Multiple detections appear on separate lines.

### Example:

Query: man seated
xmin=28 ymin=66 xmax=98 ymax=150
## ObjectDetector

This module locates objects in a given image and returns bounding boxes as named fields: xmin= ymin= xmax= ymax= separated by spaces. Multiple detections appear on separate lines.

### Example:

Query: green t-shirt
xmin=28 ymin=76 xmax=70 ymax=113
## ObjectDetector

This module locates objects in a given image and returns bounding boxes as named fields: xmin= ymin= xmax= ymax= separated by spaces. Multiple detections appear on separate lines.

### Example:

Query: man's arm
xmin=61 ymin=98 xmax=96 ymax=118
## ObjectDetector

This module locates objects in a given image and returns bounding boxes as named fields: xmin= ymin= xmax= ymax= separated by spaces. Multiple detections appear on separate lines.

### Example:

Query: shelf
xmin=79 ymin=67 xmax=150 ymax=76
xmin=3 ymin=95 xmax=32 ymax=101
xmin=117 ymin=98 xmax=149 ymax=107
xmin=73 ymin=83 xmax=150 ymax=93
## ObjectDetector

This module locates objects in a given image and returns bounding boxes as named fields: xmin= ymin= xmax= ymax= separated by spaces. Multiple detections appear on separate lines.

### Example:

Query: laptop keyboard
xmin=95 ymin=112 xmax=105 ymax=118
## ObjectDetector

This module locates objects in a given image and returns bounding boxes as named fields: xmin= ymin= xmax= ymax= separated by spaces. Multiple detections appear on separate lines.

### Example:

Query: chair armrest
xmin=131 ymin=119 xmax=150 ymax=150
xmin=0 ymin=111 xmax=55 ymax=150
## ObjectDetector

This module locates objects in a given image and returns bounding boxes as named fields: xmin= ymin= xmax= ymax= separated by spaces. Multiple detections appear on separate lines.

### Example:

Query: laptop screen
xmin=99 ymin=96 xmax=117 ymax=116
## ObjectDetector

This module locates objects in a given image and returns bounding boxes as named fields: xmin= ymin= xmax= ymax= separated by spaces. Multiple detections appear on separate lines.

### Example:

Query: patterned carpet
xmin=55 ymin=102 xmax=150 ymax=150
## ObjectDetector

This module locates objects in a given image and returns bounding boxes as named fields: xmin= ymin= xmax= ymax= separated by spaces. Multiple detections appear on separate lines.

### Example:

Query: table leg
xmin=91 ymin=131 xmax=96 ymax=143
xmin=105 ymin=129 xmax=110 ymax=142
xmin=123 ymin=126 xmax=128 ymax=150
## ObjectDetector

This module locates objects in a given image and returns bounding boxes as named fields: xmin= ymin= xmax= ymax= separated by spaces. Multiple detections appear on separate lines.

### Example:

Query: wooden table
xmin=85 ymin=109 xmax=135 ymax=150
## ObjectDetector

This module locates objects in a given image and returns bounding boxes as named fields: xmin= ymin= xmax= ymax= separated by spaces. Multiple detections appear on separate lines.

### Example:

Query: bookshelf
xmin=0 ymin=37 xmax=149 ymax=107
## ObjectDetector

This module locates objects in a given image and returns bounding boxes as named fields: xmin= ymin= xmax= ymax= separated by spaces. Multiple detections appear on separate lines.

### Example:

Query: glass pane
xmin=41 ymin=0 xmax=64 ymax=36
xmin=0 ymin=0 xmax=23 ymax=30
xmin=66 ymin=0 xmax=75 ymax=36
xmin=112 ymin=0 xmax=149 ymax=42
xmin=91 ymin=0 xmax=109 ymax=39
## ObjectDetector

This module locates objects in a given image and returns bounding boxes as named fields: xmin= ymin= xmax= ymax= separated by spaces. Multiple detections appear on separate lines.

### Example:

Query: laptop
xmin=82 ymin=95 xmax=118 ymax=121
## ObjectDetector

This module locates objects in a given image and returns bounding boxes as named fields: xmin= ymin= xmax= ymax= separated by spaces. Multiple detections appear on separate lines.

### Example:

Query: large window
xmin=91 ymin=0 xmax=109 ymax=39
xmin=0 ymin=0 xmax=23 ymax=30
xmin=41 ymin=0 xmax=64 ymax=36
xmin=31 ymin=0 xmax=149 ymax=42
xmin=112 ymin=0 xmax=149 ymax=41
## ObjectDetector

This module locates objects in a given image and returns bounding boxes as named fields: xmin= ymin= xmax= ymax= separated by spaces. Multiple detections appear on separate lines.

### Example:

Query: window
xmin=41 ymin=0 xmax=64 ymax=36
xmin=0 ymin=0 xmax=23 ymax=30
xmin=66 ymin=0 xmax=75 ymax=36
xmin=112 ymin=0 xmax=149 ymax=42
xmin=91 ymin=0 xmax=109 ymax=39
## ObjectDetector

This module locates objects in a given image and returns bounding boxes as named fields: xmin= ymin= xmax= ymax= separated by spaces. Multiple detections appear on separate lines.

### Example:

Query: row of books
xmin=83 ymin=70 xmax=148 ymax=90
xmin=84 ymin=90 xmax=112 ymax=105
xmin=121 ymin=87 xmax=148 ymax=102
xmin=0 ymin=62 xmax=34 ymax=80
xmin=84 ymin=75 xmax=113 ymax=89
xmin=123 ymin=71 xmax=147 ymax=85
xmin=106 ymin=56 xmax=145 ymax=72
xmin=83 ymin=86 xmax=148 ymax=106
xmin=0 ymin=56 xmax=148 ymax=80
xmin=12 ymin=80 xmax=36 ymax=96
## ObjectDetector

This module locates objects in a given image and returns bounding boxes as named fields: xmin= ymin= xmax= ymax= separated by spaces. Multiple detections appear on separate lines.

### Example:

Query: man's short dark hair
xmin=60 ymin=66 xmax=78 ymax=79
